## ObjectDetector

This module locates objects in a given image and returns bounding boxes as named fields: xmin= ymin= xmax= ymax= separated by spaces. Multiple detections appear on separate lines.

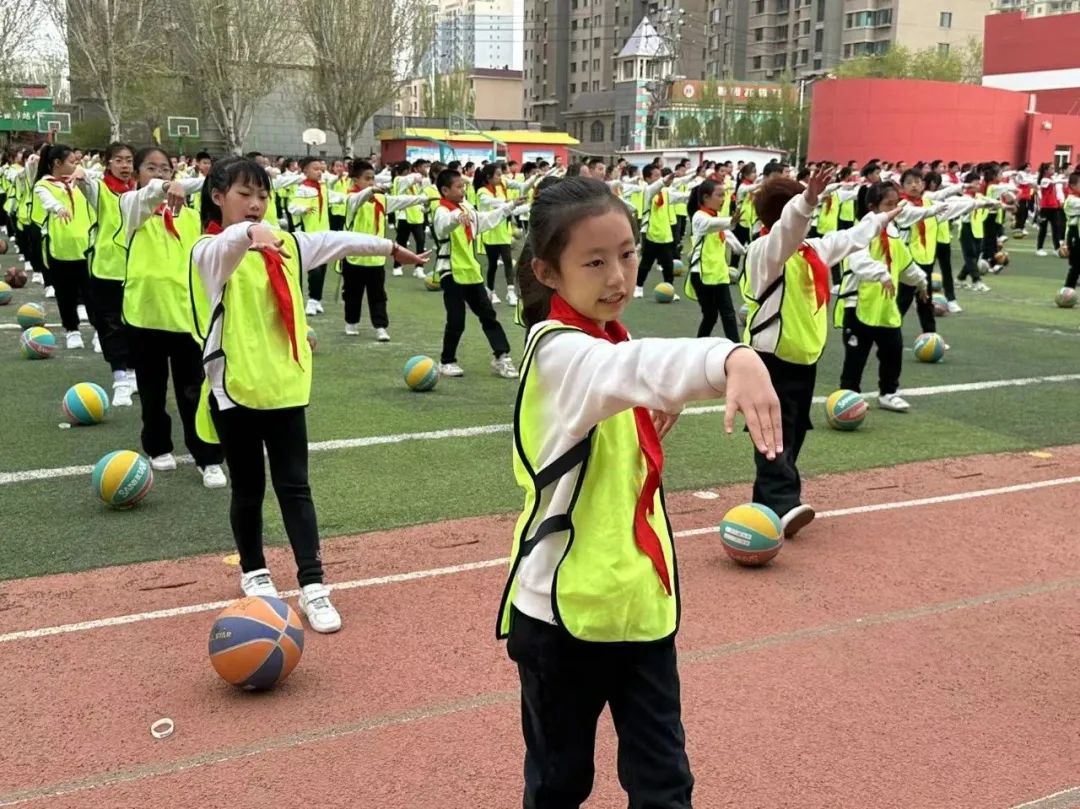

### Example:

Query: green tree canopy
xmin=834 ymin=38 xmax=983 ymax=84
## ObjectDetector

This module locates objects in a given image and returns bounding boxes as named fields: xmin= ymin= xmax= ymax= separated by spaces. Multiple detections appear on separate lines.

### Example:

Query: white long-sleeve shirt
xmin=432 ymin=201 xmax=520 ymax=273
xmin=120 ymin=178 xmax=205 ymax=245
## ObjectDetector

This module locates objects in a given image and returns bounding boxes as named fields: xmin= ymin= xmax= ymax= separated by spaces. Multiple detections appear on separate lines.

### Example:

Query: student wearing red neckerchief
xmin=288 ymin=156 xmax=336 ymax=316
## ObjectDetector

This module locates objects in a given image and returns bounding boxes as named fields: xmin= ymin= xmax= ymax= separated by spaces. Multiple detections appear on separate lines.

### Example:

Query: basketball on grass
xmin=16 ymin=301 xmax=45 ymax=329
xmin=20 ymin=326 xmax=55 ymax=359
xmin=425 ymin=272 xmax=442 ymax=291
xmin=63 ymin=382 xmax=109 ymax=425
xmin=91 ymin=450 xmax=154 ymax=509
xmin=824 ymin=390 xmax=867 ymax=431
xmin=4 ymin=267 xmax=27 ymax=289
xmin=672 ymin=259 xmax=685 ymax=276
xmin=0 ymin=281 xmax=11 ymax=305
xmin=1055 ymin=287 xmax=1077 ymax=308
xmin=718 ymin=503 xmax=783 ymax=566
xmin=306 ymin=325 xmax=317 ymax=352
xmin=209 ymin=596 xmax=304 ymax=691
xmin=932 ymin=294 xmax=949 ymax=316
xmin=913 ymin=332 xmax=945 ymax=363
xmin=931 ymin=272 xmax=943 ymax=292
xmin=654 ymin=282 xmax=675 ymax=303
xmin=403 ymin=355 xmax=438 ymax=391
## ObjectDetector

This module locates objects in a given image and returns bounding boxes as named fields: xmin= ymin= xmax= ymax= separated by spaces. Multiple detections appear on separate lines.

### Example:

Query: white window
xmin=940 ymin=11 xmax=952 ymax=28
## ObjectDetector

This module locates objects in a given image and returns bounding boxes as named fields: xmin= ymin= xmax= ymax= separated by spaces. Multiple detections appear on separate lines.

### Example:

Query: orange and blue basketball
xmin=20 ymin=326 xmax=56 ymax=359
xmin=1055 ymin=287 xmax=1077 ymax=308
xmin=425 ymin=272 xmax=442 ymax=291
xmin=913 ymin=332 xmax=945 ymax=363
xmin=306 ymin=325 xmax=317 ymax=352
xmin=209 ymin=596 xmax=304 ymax=691
xmin=654 ymin=282 xmax=675 ymax=303
xmin=403 ymin=355 xmax=438 ymax=391
xmin=91 ymin=450 xmax=154 ymax=509
xmin=0 ymin=281 xmax=11 ymax=305
xmin=16 ymin=301 xmax=46 ymax=329
xmin=719 ymin=503 xmax=783 ymax=566
xmin=63 ymin=382 xmax=109 ymax=425
xmin=824 ymin=389 xmax=867 ymax=431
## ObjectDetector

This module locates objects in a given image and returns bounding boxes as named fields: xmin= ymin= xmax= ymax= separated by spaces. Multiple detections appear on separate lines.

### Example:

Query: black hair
xmin=521 ymin=161 xmax=537 ymax=176
xmin=473 ymin=163 xmax=497 ymax=191
xmin=132 ymin=145 xmax=171 ymax=177
xmin=586 ymin=156 xmax=605 ymax=168
xmin=687 ymin=178 xmax=718 ymax=218
xmin=899 ymin=168 xmax=923 ymax=186
xmin=104 ymin=142 xmax=134 ymax=163
xmin=861 ymin=162 xmax=880 ymax=178
xmin=866 ymin=181 xmax=899 ymax=210
xmin=796 ymin=168 xmax=810 ymax=183
xmin=199 ymin=156 xmax=271 ymax=231
xmin=38 ymin=142 xmax=74 ymax=176
xmin=411 ymin=158 xmax=430 ymax=172
xmin=642 ymin=164 xmax=661 ymax=181
xmin=299 ymin=156 xmax=323 ymax=171
xmin=739 ymin=163 xmax=756 ymax=180
xmin=245 ymin=151 xmax=263 ymax=159
xmin=436 ymin=168 xmax=461 ymax=194
xmin=195 ymin=151 xmax=213 ymax=162
xmin=516 ymin=177 xmax=633 ymax=329
xmin=1069 ymin=172 xmax=1080 ymax=187
xmin=348 ymin=159 xmax=374 ymax=179
xmin=837 ymin=166 xmax=853 ymax=181
xmin=447 ymin=160 xmax=461 ymax=171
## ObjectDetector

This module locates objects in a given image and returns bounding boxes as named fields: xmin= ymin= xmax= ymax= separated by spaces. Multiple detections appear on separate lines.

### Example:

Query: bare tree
xmin=42 ymin=0 xmax=164 ymax=141
xmin=174 ymin=0 xmax=296 ymax=154
xmin=0 ymin=0 xmax=45 ymax=84
xmin=299 ymin=0 xmax=434 ymax=156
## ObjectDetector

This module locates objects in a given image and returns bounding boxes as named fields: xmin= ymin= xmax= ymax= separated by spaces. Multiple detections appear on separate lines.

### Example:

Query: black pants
xmin=674 ymin=214 xmax=687 ymax=252
xmin=751 ymin=352 xmax=816 ymax=518
xmin=342 ymin=264 xmax=388 ymax=327
xmin=729 ymin=224 xmax=750 ymax=272
xmin=958 ymin=224 xmax=982 ymax=283
xmin=128 ymin=326 xmax=223 ymax=467
xmin=90 ymin=275 xmax=128 ymax=372
xmin=935 ymin=241 xmax=957 ymax=302
xmin=689 ymin=275 xmax=739 ymax=341
xmin=22 ymin=223 xmax=51 ymax=286
xmin=981 ymin=216 xmax=1003 ymax=264
xmin=50 ymin=258 xmax=94 ymax=332
xmin=0 ymin=194 xmax=7 ymax=230
xmin=1015 ymin=198 xmax=1033 ymax=231
xmin=1066 ymin=226 xmax=1080 ymax=289
xmin=839 ymin=308 xmax=903 ymax=396
xmin=440 ymin=276 xmax=511 ymax=364
xmin=1038 ymin=207 xmax=1065 ymax=251
xmin=898 ymin=262 xmax=936 ymax=333
xmin=307 ymin=265 xmax=327 ymax=301
xmin=637 ymin=238 xmax=674 ymax=287
xmin=838 ymin=218 xmax=854 ymax=231
xmin=210 ymin=402 xmax=323 ymax=588
xmin=395 ymin=221 xmax=426 ymax=266
xmin=329 ymin=212 xmax=346 ymax=232
xmin=507 ymin=608 xmax=693 ymax=809
xmin=486 ymin=243 xmax=514 ymax=290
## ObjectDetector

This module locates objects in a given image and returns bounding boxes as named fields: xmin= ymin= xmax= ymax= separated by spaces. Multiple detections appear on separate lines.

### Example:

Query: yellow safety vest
xmin=37 ymin=180 xmax=93 ymax=263
xmin=497 ymin=323 xmax=679 ymax=643
xmin=295 ymin=182 xmax=330 ymax=233
xmin=745 ymin=250 xmax=828 ymax=365
xmin=478 ymin=185 xmax=512 ymax=246
xmin=435 ymin=203 xmax=485 ymax=285
xmin=345 ymin=192 xmax=390 ymax=268
xmin=839 ymin=196 xmax=856 ymax=223
xmin=686 ymin=212 xmax=731 ymax=301
xmin=644 ymin=189 xmax=673 ymax=244
xmin=124 ymin=208 xmax=206 ymax=334
xmin=855 ymin=236 xmax=912 ymax=329
xmin=627 ymin=182 xmax=645 ymax=218
xmin=817 ymin=193 xmax=841 ymax=234
xmin=89 ymin=179 xmax=127 ymax=281
xmin=903 ymin=195 xmax=938 ymax=266
xmin=329 ymin=177 xmax=349 ymax=218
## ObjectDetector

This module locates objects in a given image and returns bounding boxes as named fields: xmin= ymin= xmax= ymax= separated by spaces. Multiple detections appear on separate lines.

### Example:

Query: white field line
xmin=2 ymin=372 xmax=1079 ymax=487
xmin=1 ymin=475 xmax=1077 ymax=645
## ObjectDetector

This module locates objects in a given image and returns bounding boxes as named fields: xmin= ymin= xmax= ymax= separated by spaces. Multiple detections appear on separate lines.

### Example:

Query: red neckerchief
xmin=824 ymin=193 xmax=834 ymax=214
xmin=45 ymin=175 xmax=74 ymax=209
xmin=153 ymin=203 xmax=181 ymax=241
xmin=699 ymin=206 xmax=726 ymax=242
xmin=439 ymin=198 xmax=473 ymax=241
xmin=654 ymin=187 xmax=666 ymax=209
xmin=103 ymin=174 xmax=134 ymax=195
xmin=352 ymin=185 xmax=385 ymax=233
xmin=546 ymin=293 xmax=672 ymax=596
xmin=878 ymin=231 xmax=893 ymax=267
xmin=301 ymin=178 xmax=324 ymax=216
xmin=759 ymin=227 xmax=831 ymax=310
xmin=901 ymin=193 xmax=927 ymax=243
xmin=204 ymin=221 xmax=301 ymax=366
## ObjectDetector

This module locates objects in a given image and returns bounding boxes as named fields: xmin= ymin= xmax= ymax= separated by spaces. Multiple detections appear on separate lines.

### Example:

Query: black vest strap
xmin=520 ymin=513 xmax=573 ymax=557
xmin=534 ymin=436 xmax=591 ymax=490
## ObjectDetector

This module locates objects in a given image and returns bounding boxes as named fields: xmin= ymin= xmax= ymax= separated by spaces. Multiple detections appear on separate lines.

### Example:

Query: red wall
xmin=984 ymin=11 xmax=1080 ymax=75
xmin=1024 ymin=113 xmax=1080 ymax=166
xmin=807 ymin=78 xmax=1029 ymax=165
xmin=1025 ymin=88 xmax=1080 ymax=116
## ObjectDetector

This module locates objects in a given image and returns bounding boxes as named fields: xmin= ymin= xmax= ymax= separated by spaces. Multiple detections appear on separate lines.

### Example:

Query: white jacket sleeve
xmin=848 ymin=248 xmax=891 ymax=283
xmin=191 ymin=222 xmax=254 ymax=289
xmin=807 ymin=211 xmax=890 ymax=267
xmin=747 ymin=192 xmax=814 ymax=298
xmin=293 ymin=231 xmax=394 ymax=269
xmin=121 ymin=179 xmax=170 ymax=244
xmin=899 ymin=262 xmax=927 ymax=288
xmin=34 ymin=183 xmax=69 ymax=215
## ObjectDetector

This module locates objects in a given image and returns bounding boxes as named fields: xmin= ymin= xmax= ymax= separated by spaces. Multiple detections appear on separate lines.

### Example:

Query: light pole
xmin=794 ymin=71 xmax=833 ymax=168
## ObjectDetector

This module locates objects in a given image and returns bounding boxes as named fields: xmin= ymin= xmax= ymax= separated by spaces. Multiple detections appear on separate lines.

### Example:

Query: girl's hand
xmin=881 ymin=278 xmax=896 ymax=298
xmin=164 ymin=181 xmax=187 ymax=215
xmin=247 ymin=223 xmax=290 ymax=257
xmin=723 ymin=348 xmax=782 ymax=460
xmin=56 ymin=208 xmax=72 ymax=223
xmin=917 ymin=285 xmax=930 ymax=303
xmin=731 ymin=207 xmax=743 ymax=226
xmin=70 ymin=166 xmax=86 ymax=182
xmin=650 ymin=410 xmax=680 ymax=441
xmin=391 ymin=244 xmax=430 ymax=266
xmin=802 ymin=166 xmax=837 ymax=208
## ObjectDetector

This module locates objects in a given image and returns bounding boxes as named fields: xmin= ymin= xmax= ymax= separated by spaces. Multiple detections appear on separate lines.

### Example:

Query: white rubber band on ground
xmin=150 ymin=718 xmax=174 ymax=739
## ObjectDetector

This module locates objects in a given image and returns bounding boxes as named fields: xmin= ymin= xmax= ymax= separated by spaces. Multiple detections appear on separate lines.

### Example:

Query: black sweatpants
xmin=935 ymin=241 xmax=957 ymax=302
xmin=981 ymin=216 xmax=1003 ymax=265
xmin=342 ymin=264 xmax=388 ymax=328
xmin=50 ymin=258 xmax=94 ymax=332
xmin=958 ymin=223 xmax=983 ymax=283
xmin=395 ymin=221 xmax=426 ymax=267
xmin=751 ymin=352 xmax=816 ymax=519
xmin=637 ymin=238 xmax=674 ymax=287
xmin=210 ymin=402 xmax=323 ymax=588
xmin=507 ymin=608 xmax=693 ymax=809
xmin=674 ymin=214 xmax=687 ymax=251
xmin=729 ymin=224 xmax=750 ymax=272
xmin=898 ymin=262 xmax=935 ymax=333
xmin=1015 ymin=197 xmax=1033 ymax=231
xmin=1066 ymin=225 xmax=1080 ymax=289
xmin=128 ymin=326 xmax=223 ymax=467
xmin=839 ymin=308 xmax=903 ymax=396
xmin=0 ymin=194 xmax=7 ymax=230
xmin=329 ymin=212 xmax=346 ymax=232
xmin=1038 ymin=207 xmax=1065 ymax=252
xmin=440 ymin=275 xmax=511 ymax=364
xmin=689 ymin=275 xmax=739 ymax=341
xmin=90 ymin=275 xmax=128 ymax=372
xmin=485 ymin=243 xmax=514 ymax=290
xmin=22 ymin=223 xmax=52 ymax=287
xmin=307 ymin=265 xmax=327 ymax=301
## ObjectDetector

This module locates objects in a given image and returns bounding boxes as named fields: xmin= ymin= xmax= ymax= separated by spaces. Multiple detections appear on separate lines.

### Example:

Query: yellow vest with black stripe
xmin=296 ymin=183 xmax=330 ymax=233
xmin=37 ymin=180 xmax=93 ymax=263
xmin=855 ymin=235 xmax=912 ymax=329
xmin=329 ymin=177 xmax=349 ymax=218
xmin=423 ymin=185 xmax=441 ymax=223
xmin=395 ymin=176 xmax=425 ymax=225
xmin=345 ymin=192 xmax=389 ymax=268
xmin=738 ymin=183 xmax=756 ymax=225
xmin=124 ymin=208 xmax=206 ymax=335
xmin=89 ymin=179 xmax=127 ymax=281
xmin=686 ymin=216 xmax=731 ymax=300
xmin=436 ymin=204 xmax=484 ymax=285
xmin=903 ymin=196 xmax=938 ymax=265
xmin=644 ymin=189 xmax=673 ymax=243
xmin=817 ymin=193 xmax=841 ymax=234
xmin=15 ymin=172 xmax=33 ymax=227
xmin=196 ymin=228 xmax=312 ymax=409
xmin=745 ymin=250 xmax=828 ymax=365
xmin=496 ymin=323 xmax=679 ymax=642
xmin=478 ymin=185 xmax=512 ymax=246
xmin=627 ymin=182 xmax=644 ymax=218
xmin=839 ymin=196 xmax=856 ymax=223
xmin=968 ymin=196 xmax=987 ymax=240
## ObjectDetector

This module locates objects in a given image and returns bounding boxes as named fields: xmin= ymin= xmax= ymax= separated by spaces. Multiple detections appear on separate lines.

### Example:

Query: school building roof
xmin=377 ymin=127 xmax=579 ymax=146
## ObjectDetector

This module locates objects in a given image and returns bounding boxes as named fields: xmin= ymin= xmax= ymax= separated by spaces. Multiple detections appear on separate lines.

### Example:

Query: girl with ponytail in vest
xmin=685 ymin=178 xmax=744 ymax=341
xmin=74 ymin=142 xmax=137 ymax=405
xmin=288 ymin=157 xmax=335 ymax=315
xmin=502 ymin=175 xmax=781 ymax=809
xmin=192 ymin=157 xmax=427 ymax=633
xmin=744 ymin=169 xmax=898 ymax=539
xmin=121 ymin=146 xmax=225 ymax=486
xmin=32 ymin=143 xmax=96 ymax=351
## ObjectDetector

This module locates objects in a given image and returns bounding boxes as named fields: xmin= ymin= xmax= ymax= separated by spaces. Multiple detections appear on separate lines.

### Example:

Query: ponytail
xmin=687 ymin=178 xmax=716 ymax=218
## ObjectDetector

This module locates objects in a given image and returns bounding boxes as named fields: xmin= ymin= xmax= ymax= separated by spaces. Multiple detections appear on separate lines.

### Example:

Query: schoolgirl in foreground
xmin=500 ymin=176 xmax=781 ymax=809
xmin=191 ymin=157 xmax=427 ymax=632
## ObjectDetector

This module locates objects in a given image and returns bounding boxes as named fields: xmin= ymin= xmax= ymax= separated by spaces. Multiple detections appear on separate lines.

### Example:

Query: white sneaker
xmin=942 ymin=341 xmax=951 ymax=351
xmin=413 ymin=267 xmax=427 ymax=280
xmin=491 ymin=354 xmax=519 ymax=379
xmin=1037 ymin=249 xmax=1048 ymax=257
xmin=344 ymin=323 xmax=360 ymax=336
xmin=45 ymin=285 xmax=55 ymax=299
xmin=878 ymin=393 xmax=910 ymax=412
xmin=672 ymin=292 xmax=681 ymax=301
xmin=298 ymin=583 xmax=342 ymax=633
xmin=314 ymin=300 xmax=324 ymax=314
xmin=240 ymin=568 xmax=279 ymax=598
xmin=112 ymin=381 xmax=133 ymax=407
xmin=92 ymin=332 xmax=102 ymax=353
xmin=780 ymin=504 xmax=816 ymax=539
xmin=633 ymin=286 xmax=644 ymax=299
xmin=127 ymin=369 xmax=139 ymax=394
xmin=947 ymin=300 xmax=962 ymax=314
xmin=392 ymin=266 xmax=404 ymax=277
xmin=997 ymin=235 xmax=1009 ymax=246
xmin=200 ymin=464 xmax=227 ymax=489
xmin=973 ymin=281 xmax=991 ymax=292
xmin=77 ymin=304 xmax=88 ymax=322
xmin=506 ymin=287 xmax=518 ymax=306
xmin=150 ymin=453 xmax=177 ymax=471
xmin=489 ymin=290 xmax=501 ymax=304
xmin=374 ymin=327 xmax=390 ymax=342
xmin=977 ymin=258 xmax=990 ymax=273
xmin=305 ymin=298 xmax=319 ymax=316
xmin=65 ymin=330 xmax=84 ymax=349
xmin=960 ymin=280 xmax=973 ymax=289
xmin=439 ymin=362 xmax=464 ymax=377
xmin=31 ymin=271 xmax=42 ymax=284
